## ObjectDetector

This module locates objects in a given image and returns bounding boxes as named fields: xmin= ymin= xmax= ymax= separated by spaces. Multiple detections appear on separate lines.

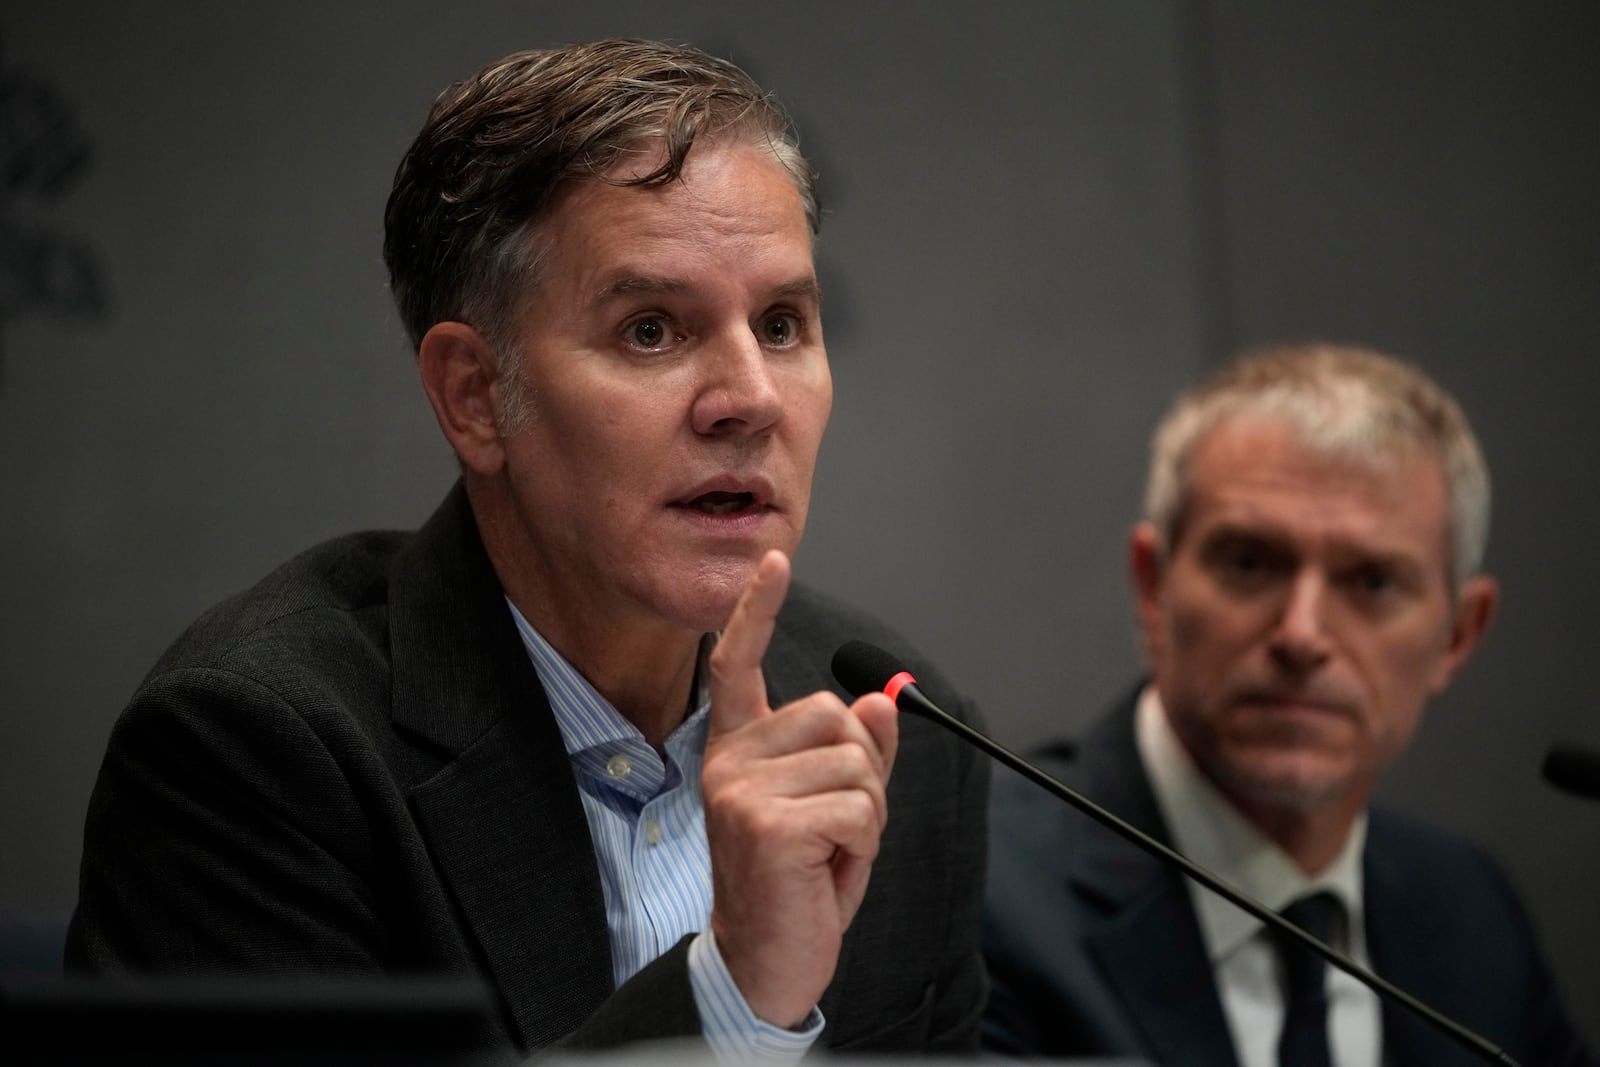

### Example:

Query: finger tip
xmin=754 ymin=549 xmax=792 ymax=592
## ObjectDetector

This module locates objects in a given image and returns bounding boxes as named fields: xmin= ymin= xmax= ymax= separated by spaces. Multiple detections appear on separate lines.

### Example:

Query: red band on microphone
xmin=884 ymin=671 xmax=917 ymax=705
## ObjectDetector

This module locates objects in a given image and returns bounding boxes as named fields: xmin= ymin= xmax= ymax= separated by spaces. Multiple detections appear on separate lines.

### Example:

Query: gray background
xmin=4 ymin=0 xmax=1597 ymax=1043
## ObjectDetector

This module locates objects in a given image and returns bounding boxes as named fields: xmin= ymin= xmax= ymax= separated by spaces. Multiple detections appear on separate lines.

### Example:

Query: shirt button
xmin=644 ymin=819 xmax=662 ymax=846
xmin=606 ymin=754 xmax=632 ymax=779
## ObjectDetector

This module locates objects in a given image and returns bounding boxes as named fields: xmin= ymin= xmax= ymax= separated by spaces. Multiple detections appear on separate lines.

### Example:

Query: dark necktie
xmin=1272 ymin=890 xmax=1343 ymax=1067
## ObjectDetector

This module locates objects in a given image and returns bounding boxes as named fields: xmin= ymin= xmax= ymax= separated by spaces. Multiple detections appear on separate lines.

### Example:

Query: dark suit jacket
xmin=67 ymin=484 xmax=989 ymax=1057
xmin=981 ymin=688 xmax=1593 ymax=1066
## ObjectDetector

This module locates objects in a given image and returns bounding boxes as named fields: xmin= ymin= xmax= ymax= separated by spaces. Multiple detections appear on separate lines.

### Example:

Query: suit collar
xmin=1071 ymin=690 xmax=1241 ymax=1067
xmin=1068 ymin=688 xmax=1181 ymax=909
xmin=388 ymin=482 xmax=537 ymax=755
xmin=388 ymin=483 xmax=614 ymax=1050
xmin=1364 ymin=824 xmax=1459 ymax=1065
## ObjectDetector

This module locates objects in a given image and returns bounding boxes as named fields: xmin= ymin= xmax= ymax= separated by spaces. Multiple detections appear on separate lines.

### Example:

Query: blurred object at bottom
xmin=1 ymin=974 xmax=508 ymax=1065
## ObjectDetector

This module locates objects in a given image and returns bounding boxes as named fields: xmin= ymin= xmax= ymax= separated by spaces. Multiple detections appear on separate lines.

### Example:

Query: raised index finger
xmin=708 ymin=549 xmax=790 ymax=736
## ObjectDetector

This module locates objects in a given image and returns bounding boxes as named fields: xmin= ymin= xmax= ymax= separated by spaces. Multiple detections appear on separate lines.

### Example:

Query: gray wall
xmin=3 ymin=0 xmax=1595 ymax=1042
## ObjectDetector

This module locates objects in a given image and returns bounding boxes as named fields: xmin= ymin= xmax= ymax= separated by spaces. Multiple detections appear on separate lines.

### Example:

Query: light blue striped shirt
xmin=506 ymin=600 xmax=821 ymax=1059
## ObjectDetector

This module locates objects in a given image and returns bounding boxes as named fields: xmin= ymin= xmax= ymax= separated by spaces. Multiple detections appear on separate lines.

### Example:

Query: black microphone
xmin=831 ymin=639 xmax=1522 ymax=1067
xmin=1543 ymin=744 xmax=1600 ymax=801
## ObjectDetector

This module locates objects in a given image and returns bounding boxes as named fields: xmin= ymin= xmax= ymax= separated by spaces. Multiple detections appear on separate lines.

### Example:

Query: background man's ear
xmin=1429 ymin=574 xmax=1499 ymax=695
xmin=1129 ymin=521 xmax=1169 ymax=661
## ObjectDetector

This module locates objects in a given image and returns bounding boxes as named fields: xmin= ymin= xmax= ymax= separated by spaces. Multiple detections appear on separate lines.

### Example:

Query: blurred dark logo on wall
xmin=1 ymin=41 xmax=109 ymax=374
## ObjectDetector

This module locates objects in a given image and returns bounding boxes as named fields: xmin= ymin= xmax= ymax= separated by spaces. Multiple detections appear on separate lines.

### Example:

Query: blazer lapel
xmin=389 ymin=485 xmax=614 ymax=1051
xmin=1074 ymin=697 xmax=1241 ymax=1067
xmin=1081 ymin=873 xmax=1240 ymax=1067
xmin=1364 ymin=834 xmax=1462 ymax=1066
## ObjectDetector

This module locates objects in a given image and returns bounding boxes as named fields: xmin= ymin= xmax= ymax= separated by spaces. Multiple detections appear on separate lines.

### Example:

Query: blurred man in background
xmin=984 ymin=343 xmax=1592 ymax=1065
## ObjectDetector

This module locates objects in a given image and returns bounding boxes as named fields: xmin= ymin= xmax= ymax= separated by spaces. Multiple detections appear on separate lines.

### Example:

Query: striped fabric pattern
xmin=505 ymin=600 xmax=819 ymax=1059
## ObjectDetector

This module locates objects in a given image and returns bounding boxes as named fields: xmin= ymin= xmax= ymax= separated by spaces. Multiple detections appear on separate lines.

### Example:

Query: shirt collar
xmin=1136 ymin=685 xmax=1367 ymax=962
xmin=504 ymin=598 xmax=714 ymax=797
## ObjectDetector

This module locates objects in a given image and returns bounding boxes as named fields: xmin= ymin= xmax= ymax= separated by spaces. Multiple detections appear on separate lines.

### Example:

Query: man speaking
xmin=68 ymin=38 xmax=987 ymax=1059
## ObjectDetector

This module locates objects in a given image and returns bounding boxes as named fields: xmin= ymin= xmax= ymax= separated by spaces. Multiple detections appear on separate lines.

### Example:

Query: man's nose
xmin=1269 ymin=571 xmax=1333 ymax=672
xmin=690 ymin=327 xmax=783 ymax=436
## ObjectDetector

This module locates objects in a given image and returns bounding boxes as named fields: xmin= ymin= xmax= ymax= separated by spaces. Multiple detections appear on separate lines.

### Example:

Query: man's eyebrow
xmin=1199 ymin=520 xmax=1289 ymax=546
xmin=593 ymin=275 xmax=688 ymax=304
xmin=772 ymin=277 xmax=824 ymax=306
xmin=1327 ymin=542 xmax=1427 ymax=576
xmin=590 ymin=273 xmax=823 ymax=307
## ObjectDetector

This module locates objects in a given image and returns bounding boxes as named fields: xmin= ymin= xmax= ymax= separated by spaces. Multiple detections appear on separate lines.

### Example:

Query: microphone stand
xmin=899 ymin=686 xmax=1523 ymax=1067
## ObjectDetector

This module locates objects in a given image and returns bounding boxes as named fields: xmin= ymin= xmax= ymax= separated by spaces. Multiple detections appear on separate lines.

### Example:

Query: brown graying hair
xmin=382 ymin=38 xmax=820 ymax=376
xmin=1143 ymin=342 xmax=1491 ymax=588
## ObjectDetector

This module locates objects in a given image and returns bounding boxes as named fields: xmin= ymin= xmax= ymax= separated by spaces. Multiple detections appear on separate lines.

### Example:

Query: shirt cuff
xmin=687 ymin=929 xmax=824 ymax=1061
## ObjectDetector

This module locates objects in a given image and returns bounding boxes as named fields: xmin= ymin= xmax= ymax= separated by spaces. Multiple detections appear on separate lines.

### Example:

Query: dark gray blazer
xmin=68 ymin=483 xmax=989 ymax=1057
xmin=981 ymin=689 xmax=1593 ymax=1066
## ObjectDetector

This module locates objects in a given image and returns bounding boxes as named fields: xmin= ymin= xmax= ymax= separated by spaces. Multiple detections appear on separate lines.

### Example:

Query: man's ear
xmin=1428 ymin=573 xmax=1499 ymax=695
xmin=418 ymin=321 xmax=508 ymax=475
xmin=1129 ymin=521 xmax=1168 ymax=661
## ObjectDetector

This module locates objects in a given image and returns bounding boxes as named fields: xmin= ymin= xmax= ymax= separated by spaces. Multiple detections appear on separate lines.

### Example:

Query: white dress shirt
xmin=1136 ymin=687 xmax=1383 ymax=1067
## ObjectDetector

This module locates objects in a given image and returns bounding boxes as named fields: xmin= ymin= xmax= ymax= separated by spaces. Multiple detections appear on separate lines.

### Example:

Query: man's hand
xmin=702 ymin=549 xmax=899 ymax=1029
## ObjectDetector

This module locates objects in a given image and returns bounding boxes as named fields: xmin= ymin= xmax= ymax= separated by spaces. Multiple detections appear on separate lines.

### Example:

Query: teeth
xmin=692 ymin=492 xmax=753 ymax=515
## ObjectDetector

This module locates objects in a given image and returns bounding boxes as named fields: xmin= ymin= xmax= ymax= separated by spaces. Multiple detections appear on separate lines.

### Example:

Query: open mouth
xmin=687 ymin=491 xmax=757 ymax=515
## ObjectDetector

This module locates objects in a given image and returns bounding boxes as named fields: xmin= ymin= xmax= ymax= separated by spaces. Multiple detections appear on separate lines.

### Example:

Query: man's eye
xmin=627 ymin=317 xmax=671 ymax=349
xmin=1202 ymin=539 xmax=1286 ymax=590
xmin=1222 ymin=549 xmax=1266 ymax=575
xmin=759 ymin=312 xmax=802 ymax=347
xmin=1347 ymin=566 xmax=1396 ymax=596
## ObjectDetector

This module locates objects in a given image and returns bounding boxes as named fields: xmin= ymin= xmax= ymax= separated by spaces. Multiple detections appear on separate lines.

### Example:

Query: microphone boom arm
xmin=892 ymin=680 xmax=1522 ymax=1067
